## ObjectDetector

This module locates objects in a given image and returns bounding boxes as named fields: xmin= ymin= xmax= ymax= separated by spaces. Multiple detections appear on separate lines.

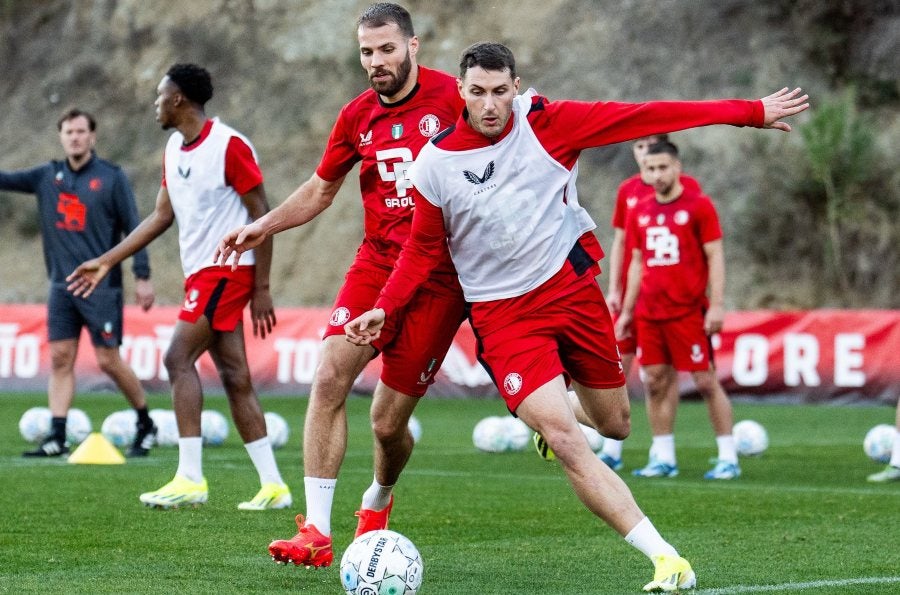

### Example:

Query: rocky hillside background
xmin=1 ymin=0 xmax=897 ymax=308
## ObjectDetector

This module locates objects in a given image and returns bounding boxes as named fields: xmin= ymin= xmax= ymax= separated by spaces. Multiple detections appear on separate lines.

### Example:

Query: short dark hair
xmin=635 ymin=133 xmax=669 ymax=144
xmin=647 ymin=140 xmax=679 ymax=158
xmin=57 ymin=108 xmax=96 ymax=131
xmin=166 ymin=63 xmax=214 ymax=106
xmin=459 ymin=42 xmax=516 ymax=79
xmin=358 ymin=3 xmax=414 ymax=38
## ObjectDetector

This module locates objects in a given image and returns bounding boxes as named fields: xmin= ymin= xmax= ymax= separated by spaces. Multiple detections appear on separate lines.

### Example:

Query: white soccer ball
xmin=101 ymin=409 xmax=138 ymax=448
xmin=66 ymin=408 xmax=92 ymax=445
xmin=407 ymin=415 xmax=423 ymax=443
xmin=340 ymin=529 xmax=423 ymax=595
xmin=580 ymin=423 xmax=605 ymax=453
xmin=733 ymin=420 xmax=769 ymax=456
xmin=19 ymin=406 xmax=52 ymax=444
xmin=201 ymin=410 xmax=229 ymax=446
xmin=264 ymin=411 xmax=290 ymax=449
xmin=502 ymin=416 xmax=531 ymax=451
xmin=149 ymin=409 xmax=179 ymax=447
xmin=863 ymin=424 xmax=897 ymax=463
xmin=472 ymin=416 xmax=510 ymax=453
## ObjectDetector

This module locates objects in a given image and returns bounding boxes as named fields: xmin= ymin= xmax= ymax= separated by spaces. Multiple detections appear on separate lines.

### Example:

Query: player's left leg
xmin=692 ymin=365 xmax=740 ymax=479
xmin=208 ymin=322 xmax=291 ymax=510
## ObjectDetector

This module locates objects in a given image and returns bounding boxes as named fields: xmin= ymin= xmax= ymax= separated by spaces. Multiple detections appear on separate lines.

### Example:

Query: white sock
xmin=304 ymin=477 xmax=337 ymax=536
xmin=176 ymin=437 xmax=204 ymax=483
xmin=624 ymin=516 xmax=678 ymax=559
xmin=716 ymin=434 xmax=738 ymax=464
xmin=361 ymin=475 xmax=394 ymax=511
xmin=601 ymin=438 xmax=623 ymax=459
xmin=890 ymin=435 xmax=900 ymax=468
xmin=650 ymin=434 xmax=676 ymax=465
xmin=244 ymin=436 xmax=284 ymax=485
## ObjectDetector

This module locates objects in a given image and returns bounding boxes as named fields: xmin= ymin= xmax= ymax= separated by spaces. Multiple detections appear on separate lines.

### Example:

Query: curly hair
xmin=165 ymin=63 xmax=214 ymax=106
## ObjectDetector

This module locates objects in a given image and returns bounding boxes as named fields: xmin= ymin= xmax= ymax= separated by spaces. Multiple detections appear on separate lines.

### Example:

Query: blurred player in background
xmin=67 ymin=64 xmax=289 ymax=510
xmin=215 ymin=3 xmax=466 ymax=567
xmin=615 ymin=141 xmax=739 ymax=480
xmin=868 ymin=402 xmax=900 ymax=482
xmin=598 ymin=133 xmax=703 ymax=471
xmin=345 ymin=41 xmax=808 ymax=591
xmin=0 ymin=108 xmax=157 ymax=458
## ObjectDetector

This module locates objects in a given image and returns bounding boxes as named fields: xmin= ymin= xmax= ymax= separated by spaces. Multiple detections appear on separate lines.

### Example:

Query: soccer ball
xmin=502 ymin=416 xmax=531 ymax=451
xmin=733 ymin=420 xmax=769 ymax=456
xmin=66 ymin=408 xmax=92 ymax=445
xmin=580 ymin=423 xmax=605 ymax=453
xmin=264 ymin=411 xmax=290 ymax=449
xmin=149 ymin=409 xmax=179 ymax=447
xmin=101 ymin=410 xmax=138 ymax=448
xmin=19 ymin=406 xmax=52 ymax=444
xmin=340 ymin=529 xmax=423 ymax=595
xmin=407 ymin=415 xmax=423 ymax=443
xmin=863 ymin=424 xmax=897 ymax=463
xmin=201 ymin=410 xmax=229 ymax=446
xmin=472 ymin=416 xmax=510 ymax=453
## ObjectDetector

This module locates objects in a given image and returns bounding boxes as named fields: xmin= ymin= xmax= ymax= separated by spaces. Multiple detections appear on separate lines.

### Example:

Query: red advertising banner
xmin=0 ymin=305 xmax=897 ymax=404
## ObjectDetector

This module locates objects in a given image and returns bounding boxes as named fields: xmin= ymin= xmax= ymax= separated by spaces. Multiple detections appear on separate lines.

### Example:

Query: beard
xmin=369 ymin=50 xmax=413 ymax=98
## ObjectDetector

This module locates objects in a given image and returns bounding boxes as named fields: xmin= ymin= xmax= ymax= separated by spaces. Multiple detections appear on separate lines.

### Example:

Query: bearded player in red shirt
xmin=599 ymin=133 xmax=703 ymax=470
xmin=215 ymin=3 xmax=465 ymax=568
xmin=616 ymin=140 xmax=740 ymax=481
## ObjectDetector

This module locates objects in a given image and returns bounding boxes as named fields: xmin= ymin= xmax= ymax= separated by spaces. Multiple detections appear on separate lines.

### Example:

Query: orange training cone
xmin=68 ymin=432 xmax=126 ymax=465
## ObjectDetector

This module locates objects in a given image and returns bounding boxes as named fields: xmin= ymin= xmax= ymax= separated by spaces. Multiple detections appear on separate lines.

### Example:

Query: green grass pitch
xmin=1 ymin=391 xmax=898 ymax=594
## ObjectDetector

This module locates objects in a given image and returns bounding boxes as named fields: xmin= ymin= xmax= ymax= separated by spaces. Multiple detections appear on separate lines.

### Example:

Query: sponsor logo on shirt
xmin=503 ymin=372 xmax=523 ymax=396
xmin=55 ymin=192 xmax=87 ymax=231
xmin=638 ymin=214 xmax=651 ymax=227
xmin=418 ymin=358 xmax=438 ymax=384
xmin=626 ymin=195 xmax=639 ymax=208
xmin=463 ymin=161 xmax=495 ymax=185
xmin=177 ymin=166 xmax=191 ymax=179
xmin=391 ymin=123 xmax=403 ymax=139
xmin=359 ymin=130 xmax=373 ymax=146
xmin=656 ymin=214 xmax=666 ymax=225
xmin=418 ymin=114 xmax=441 ymax=138
xmin=329 ymin=307 xmax=351 ymax=326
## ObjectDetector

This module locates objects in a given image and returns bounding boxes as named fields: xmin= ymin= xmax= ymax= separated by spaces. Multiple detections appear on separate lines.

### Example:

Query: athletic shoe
xmin=354 ymin=495 xmax=394 ymax=537
xmin=127 ymin=420 xmax=158 ymax=458
xmin=268 ymin=514 xmax=333 ymax=568
xmin=533 ymin=432 xmax=556 ymax=461
xmin=139 ymin=475 xmax=208 ymax=509
xmin=643 ymin=554 xmax=696 ymax=592
xmin=867 ymin=465 xmax=900 ymax=483
xmin=23 ymin=437 xmax=69 ymax=458
xmin=632 ymin=458 xmax=679 ymax=478
xmin=598 ymin=452 xmax=624 ymax=471
xmin=704 ymin=460 xmax=741 ymax=480
xmin=238 ymin=482 xmax=293 ymax=510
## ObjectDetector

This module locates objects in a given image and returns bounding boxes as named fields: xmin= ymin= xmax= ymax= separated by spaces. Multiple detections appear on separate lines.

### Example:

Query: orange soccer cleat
xmin=354 ymin=495 xmax=394 ymax=537
xmin=268 ymin=514 xmax=333 ymax=568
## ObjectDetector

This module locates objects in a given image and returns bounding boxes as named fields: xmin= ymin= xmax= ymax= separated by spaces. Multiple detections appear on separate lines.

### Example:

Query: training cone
xmin=67 ymin=432 xmax=126 ymax=465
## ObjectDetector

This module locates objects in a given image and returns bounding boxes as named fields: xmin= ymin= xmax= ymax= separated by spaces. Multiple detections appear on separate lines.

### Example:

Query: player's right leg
xmin=23 ymin=338 xmax=78 ymax=457
xmin=268 ymin=335 xmax=373 ymax=567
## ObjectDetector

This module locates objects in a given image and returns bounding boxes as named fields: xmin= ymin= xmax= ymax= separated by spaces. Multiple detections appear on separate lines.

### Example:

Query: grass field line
xmin=695 ymin=575 xmax=900 ymax=594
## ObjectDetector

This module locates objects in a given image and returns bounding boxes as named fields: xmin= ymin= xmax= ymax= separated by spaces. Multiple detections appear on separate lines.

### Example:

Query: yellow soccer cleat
xmin=643 ymin=554 xmax=696 ymax=592
xmin=140 ymin=475 xmax=208 ymax=509
xmin=238 ymin=482 xmax=293 ymax=511
xmin=532 ymin=432 xmax=556 ymax=461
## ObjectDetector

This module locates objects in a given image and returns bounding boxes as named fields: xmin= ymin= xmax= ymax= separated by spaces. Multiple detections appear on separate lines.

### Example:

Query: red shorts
xmin=612 ymin=310 xmax=638 ymax=356
xmin=635 ymin=309 xmax=712 ymax=371
xmin=323 ymin=262 xmax=465 ymax=397
xmin=179 ymin=266 xmax=254 ymax=332
xmin=473 ymin=279 xmax=625 ymax=412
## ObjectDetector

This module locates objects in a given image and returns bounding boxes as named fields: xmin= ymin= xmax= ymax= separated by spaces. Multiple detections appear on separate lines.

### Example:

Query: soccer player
xmin=345 ymin=42 xmax=808 ymax=591
xmin=214 ymin=3 xmax=466 ymax=567
xmin=598 ymin=133 xmax=702 ymax=471
xmin=66 ymin=64 xmax=290 ymax=510
xmin=868 ymin=402 xmax=900 ymax=482
xmin=615 ymin=141 xmax=740 ymax=480
xmin=1 ymin=108 xmax=157 ymax=458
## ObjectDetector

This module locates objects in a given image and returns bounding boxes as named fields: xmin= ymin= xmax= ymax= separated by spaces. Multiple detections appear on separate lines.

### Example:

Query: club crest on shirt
xmin=690 ymin=343 xmax=704 ymax=363
xmin=418 ymin=114 xmax=441 ymax=137
xmin=391 ymin=123 xmax=403 ymax=139
xmin=89 ymin=178 xmax=102 ymax=191
xmin=101 ymin=321 xmax=114 ymax=341
xmin=674 ymin=210 xmax=690 ymax=225
xmin=503 ymin=372 xmax=523 ymax=396
xmin=330 ymin=307 xmax=351 ymax=326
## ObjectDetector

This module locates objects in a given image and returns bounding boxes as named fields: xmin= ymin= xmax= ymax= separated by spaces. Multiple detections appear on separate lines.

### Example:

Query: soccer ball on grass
xmin=863 ymin=424 xmax=896 ymax=463
xmin=201 ymin=410 xmax=229 ymax=446
xmin=101 ymin=409 xmax=138 ymax=448
xmin=733 ymin=420 xmax=769 ymax=456
xmin=19 ymin=406 xmax=52 ymax=444
xmin=340 ymin=529 xmax=423 ymax=595
xmin=66 ymin=408 xmax=92 ymax=445
xmin=264 ymin=411 xmax=290 ymax=449
xmin=472 ymin=416 xmax=510 ymax=453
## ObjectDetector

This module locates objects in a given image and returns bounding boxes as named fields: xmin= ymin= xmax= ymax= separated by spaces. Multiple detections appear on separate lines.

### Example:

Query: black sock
xmin=135 ymin=406 xmax=152 ymax=427
xmin=50 ymin=416 xmax=67 ymax=442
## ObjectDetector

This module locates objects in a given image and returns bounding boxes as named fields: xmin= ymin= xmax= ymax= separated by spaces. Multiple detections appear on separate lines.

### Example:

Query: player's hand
xmin=614 ymin=310 xmax=633 ymax=341
xmin=344 ymin=309 xmax=386 ymax=346
xmin=66 ymin=259 xmax=111 ymax=299
xmin=606 ymin=291 xmax=622 ymax=315
xmin=134 ymin=278 xmax=155 ymax=312
xmin=250 ymin=287 xmax=276 ymax=339
xmin=760 ymin=87 xmax=810 ymax=132
xmin=704 ymin=304 xmax=724 ymax=335
xmin=214 ymin=222 xmax=267 ymax=271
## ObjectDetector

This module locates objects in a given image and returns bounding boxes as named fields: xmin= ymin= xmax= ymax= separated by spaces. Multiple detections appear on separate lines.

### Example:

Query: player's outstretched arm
xmin=344 ymin=309 xmax=386 ymax=346
xmin=760 ymin=87 xmax=810 ymax=132
xmin=214 ymin=172 xmax=345 ymax=270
